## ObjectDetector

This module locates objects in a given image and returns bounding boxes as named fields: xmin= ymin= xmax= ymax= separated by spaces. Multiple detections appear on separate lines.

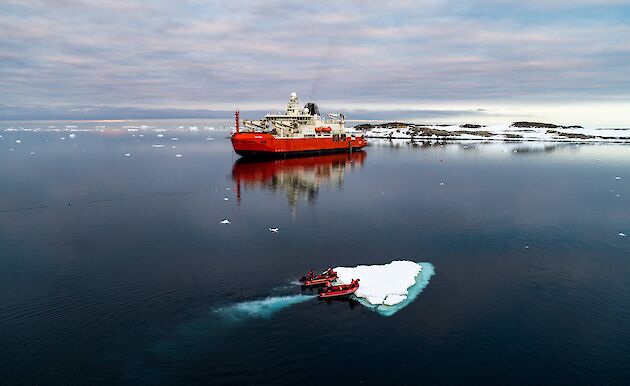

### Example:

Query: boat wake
xmin=215 ymin=294 xmax=316 ymax=321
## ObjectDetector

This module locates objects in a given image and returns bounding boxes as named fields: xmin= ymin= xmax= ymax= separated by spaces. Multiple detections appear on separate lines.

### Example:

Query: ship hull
xmin=231 ymin=133 xmax=367 ymax=157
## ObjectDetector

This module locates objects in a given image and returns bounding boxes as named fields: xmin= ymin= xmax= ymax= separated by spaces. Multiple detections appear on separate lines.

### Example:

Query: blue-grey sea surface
xmin=1 ymin=120 xmax=629 ymax=385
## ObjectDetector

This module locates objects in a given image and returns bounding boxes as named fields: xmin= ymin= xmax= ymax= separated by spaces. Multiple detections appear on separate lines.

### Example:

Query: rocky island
xmin=350 ymin=121 xmax=630 ymax=143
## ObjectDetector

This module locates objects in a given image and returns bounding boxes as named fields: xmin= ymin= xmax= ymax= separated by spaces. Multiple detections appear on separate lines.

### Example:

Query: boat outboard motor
xmin=304 ymin=102 xmax=320 ymax=116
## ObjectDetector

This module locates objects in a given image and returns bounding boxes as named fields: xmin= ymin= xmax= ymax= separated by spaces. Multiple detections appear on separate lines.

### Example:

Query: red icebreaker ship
xmin=231 ymin=92 xmax=367 ymax=157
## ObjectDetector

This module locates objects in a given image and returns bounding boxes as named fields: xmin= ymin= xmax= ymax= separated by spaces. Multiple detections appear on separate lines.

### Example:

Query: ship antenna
xmin=235 ymin=109 xmax=240 ymax=133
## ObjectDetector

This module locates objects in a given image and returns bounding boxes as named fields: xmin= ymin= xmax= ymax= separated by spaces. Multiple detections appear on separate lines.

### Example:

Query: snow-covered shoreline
xmin=349 ymin=122 xmax=630 ymax=143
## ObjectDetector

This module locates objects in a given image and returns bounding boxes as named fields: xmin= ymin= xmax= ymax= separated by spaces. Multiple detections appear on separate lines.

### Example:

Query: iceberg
xmin=334 ymin=260 xmax=435 ymax=316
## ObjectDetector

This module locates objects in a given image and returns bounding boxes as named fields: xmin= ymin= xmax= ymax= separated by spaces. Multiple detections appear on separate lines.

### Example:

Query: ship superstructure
xmin=231 ymin=92 xmax=366 ymax=156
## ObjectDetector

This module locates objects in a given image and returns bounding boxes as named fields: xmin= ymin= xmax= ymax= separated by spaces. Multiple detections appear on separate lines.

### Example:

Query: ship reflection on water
xmin=232 ymin=151 xmax=366 ymax=210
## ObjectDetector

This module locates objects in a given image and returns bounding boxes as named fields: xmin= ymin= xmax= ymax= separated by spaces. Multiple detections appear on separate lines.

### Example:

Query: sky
xmin=1 ymin=0 xmax=630 ymax=125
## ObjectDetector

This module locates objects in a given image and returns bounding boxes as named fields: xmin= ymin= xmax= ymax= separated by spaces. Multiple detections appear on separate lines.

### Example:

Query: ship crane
xmin=243 ymin=119 xmax=268 ymax=131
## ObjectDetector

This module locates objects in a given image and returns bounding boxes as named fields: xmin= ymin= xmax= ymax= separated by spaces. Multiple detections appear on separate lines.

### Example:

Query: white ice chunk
xmin=334 ymin=260 xmax=421 ymax=306
xmin=616 ymin=176 xmax=621 ymax=180
xmin=157 ymin=134 xmax=164 ymax=137
xmin=220 ymin=219 xmax=231 ymax=224
xmin=124 ymin=153 xmax=131 ymax=157
xmin=175 ymin=154 xmax=182 ymax=157
xmin=333 ymin=261 xmax=435 ymax=316
xmin=172 ymin=137 xmax=179 ymax=141
xmin=152 ymin=144 xmax=164 ymax=148
xmin=15 ymin=139 xmax=21 ymax=143
xmin=224 ymin=197 xmax=229 ymax=201
xmin=69 ymin=133 xmax=76 ymax=138
xmin=620 ymin=233 xmax=627 ymax=237
xmin=269 ymin=227 xmax=279 ymax=233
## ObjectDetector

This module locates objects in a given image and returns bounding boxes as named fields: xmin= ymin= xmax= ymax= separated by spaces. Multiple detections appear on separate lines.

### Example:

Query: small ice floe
xmin=60 ymin=137 xmax=66 ymax=140
xmin=224 ymin=197 xmax=229 ymax=201
xmin=152 ymin=144 xmax=164 ymax=148
xmin=171 ymin=145 xmax=176 ymax=148
xmin=139 ymin=134 xmax=144 ymax=137
xmin=157 ymin=134 xmax=164 ymax=138
xmin=206 ymin=137 xmax=214 ymax=141
xmin=269 ymin=227 xmax=279 ymax=233
xmin=334 ymin=260 xmax=435 ymax=316
xmin=172 ymin=137 xmax=179 ymax=141
xmin=615 ymin=176 xmax=621 ymax=180
xmin=189 ymin=126 xmax=199 ymax=132
xmin=124 ymin=153 xmax=131 ymax=157
xmin=15 ymin=139 xmax=21 ymax=143
xmin=175 ymin=154 xmax=182 ymax=158
xmin=69 ymin=133 xmax=76 ymax=139
xmin=439 ymin=182 xmax=444 ymax=186
xmin=524 ymin=245 xmax=530 ymax=249
xmin=220 ymin=219 xmax=231 ymax=224
xmin=620 ymin=233 xmax=627 ymax=237
xmin=30 ymin=151 xmax=35 ymax=155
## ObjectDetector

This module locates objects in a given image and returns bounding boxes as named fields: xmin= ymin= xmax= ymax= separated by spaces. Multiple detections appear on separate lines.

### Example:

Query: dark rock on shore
xmin=511 ymin=121 xmax=583 ymax=129
xmin=459 ymin=124 xmax=486 ymax=129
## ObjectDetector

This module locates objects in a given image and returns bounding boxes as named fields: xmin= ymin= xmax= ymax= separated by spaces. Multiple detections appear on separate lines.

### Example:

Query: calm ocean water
xmin=1 ymin=121 xmax=629 ymax=385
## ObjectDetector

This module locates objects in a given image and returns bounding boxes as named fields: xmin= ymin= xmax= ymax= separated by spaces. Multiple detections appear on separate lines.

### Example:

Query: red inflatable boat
xmin=300 ymin=268 xmax=338 ymax=287
xmin=318 ymin=279 xmax=360 ymax=299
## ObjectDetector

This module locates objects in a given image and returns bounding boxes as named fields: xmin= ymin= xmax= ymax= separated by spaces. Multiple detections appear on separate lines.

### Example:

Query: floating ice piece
xmin=189 ymin=126 xmax=199 ymax=131
xmin=220 ymin=219 xmax=231 ymax=224
xmin=152 ymin=144 xmax=164 ymax=148
xmin=620 ymin=233 xmax=627 ymax=237
xmin=615 ymin=176 xmax=621 ymax=180
xmin=269 ymin=227 xmax=279 ymax=233
xmin=206 ymin=137 xmax=214 ymax=141
xmin=224 ymin=197 xmax=229 ymax=201
xmin=124 ymin=153 xmax=131 ymax=157
xmin=334 ymin=260 xmax=435 ymax=316
xmin=30 ymin=151 xmax=35 ymax=155
xmin=175 ymin=154 xmax=182 ymax=158
xmin=69 ymin=133 xmax=76 ymax=138
xmin=157 ymin=134 xmax=164 ymax=138
xmin=440 ymin=182 xmax=444 ymax=186
xmin=172 ymin=137 xmax=179 ymax=141
xmin=15 ymin=139 xmax=21 ymax=143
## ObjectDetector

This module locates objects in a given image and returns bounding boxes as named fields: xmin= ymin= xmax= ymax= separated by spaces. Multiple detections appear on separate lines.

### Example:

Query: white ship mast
xmin=243 ymin=92 xmax=347 ymax=138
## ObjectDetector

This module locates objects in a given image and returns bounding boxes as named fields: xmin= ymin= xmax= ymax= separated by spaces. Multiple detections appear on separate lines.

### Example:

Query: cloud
xmin=0 ymin=0 xmax=629 ymax=121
